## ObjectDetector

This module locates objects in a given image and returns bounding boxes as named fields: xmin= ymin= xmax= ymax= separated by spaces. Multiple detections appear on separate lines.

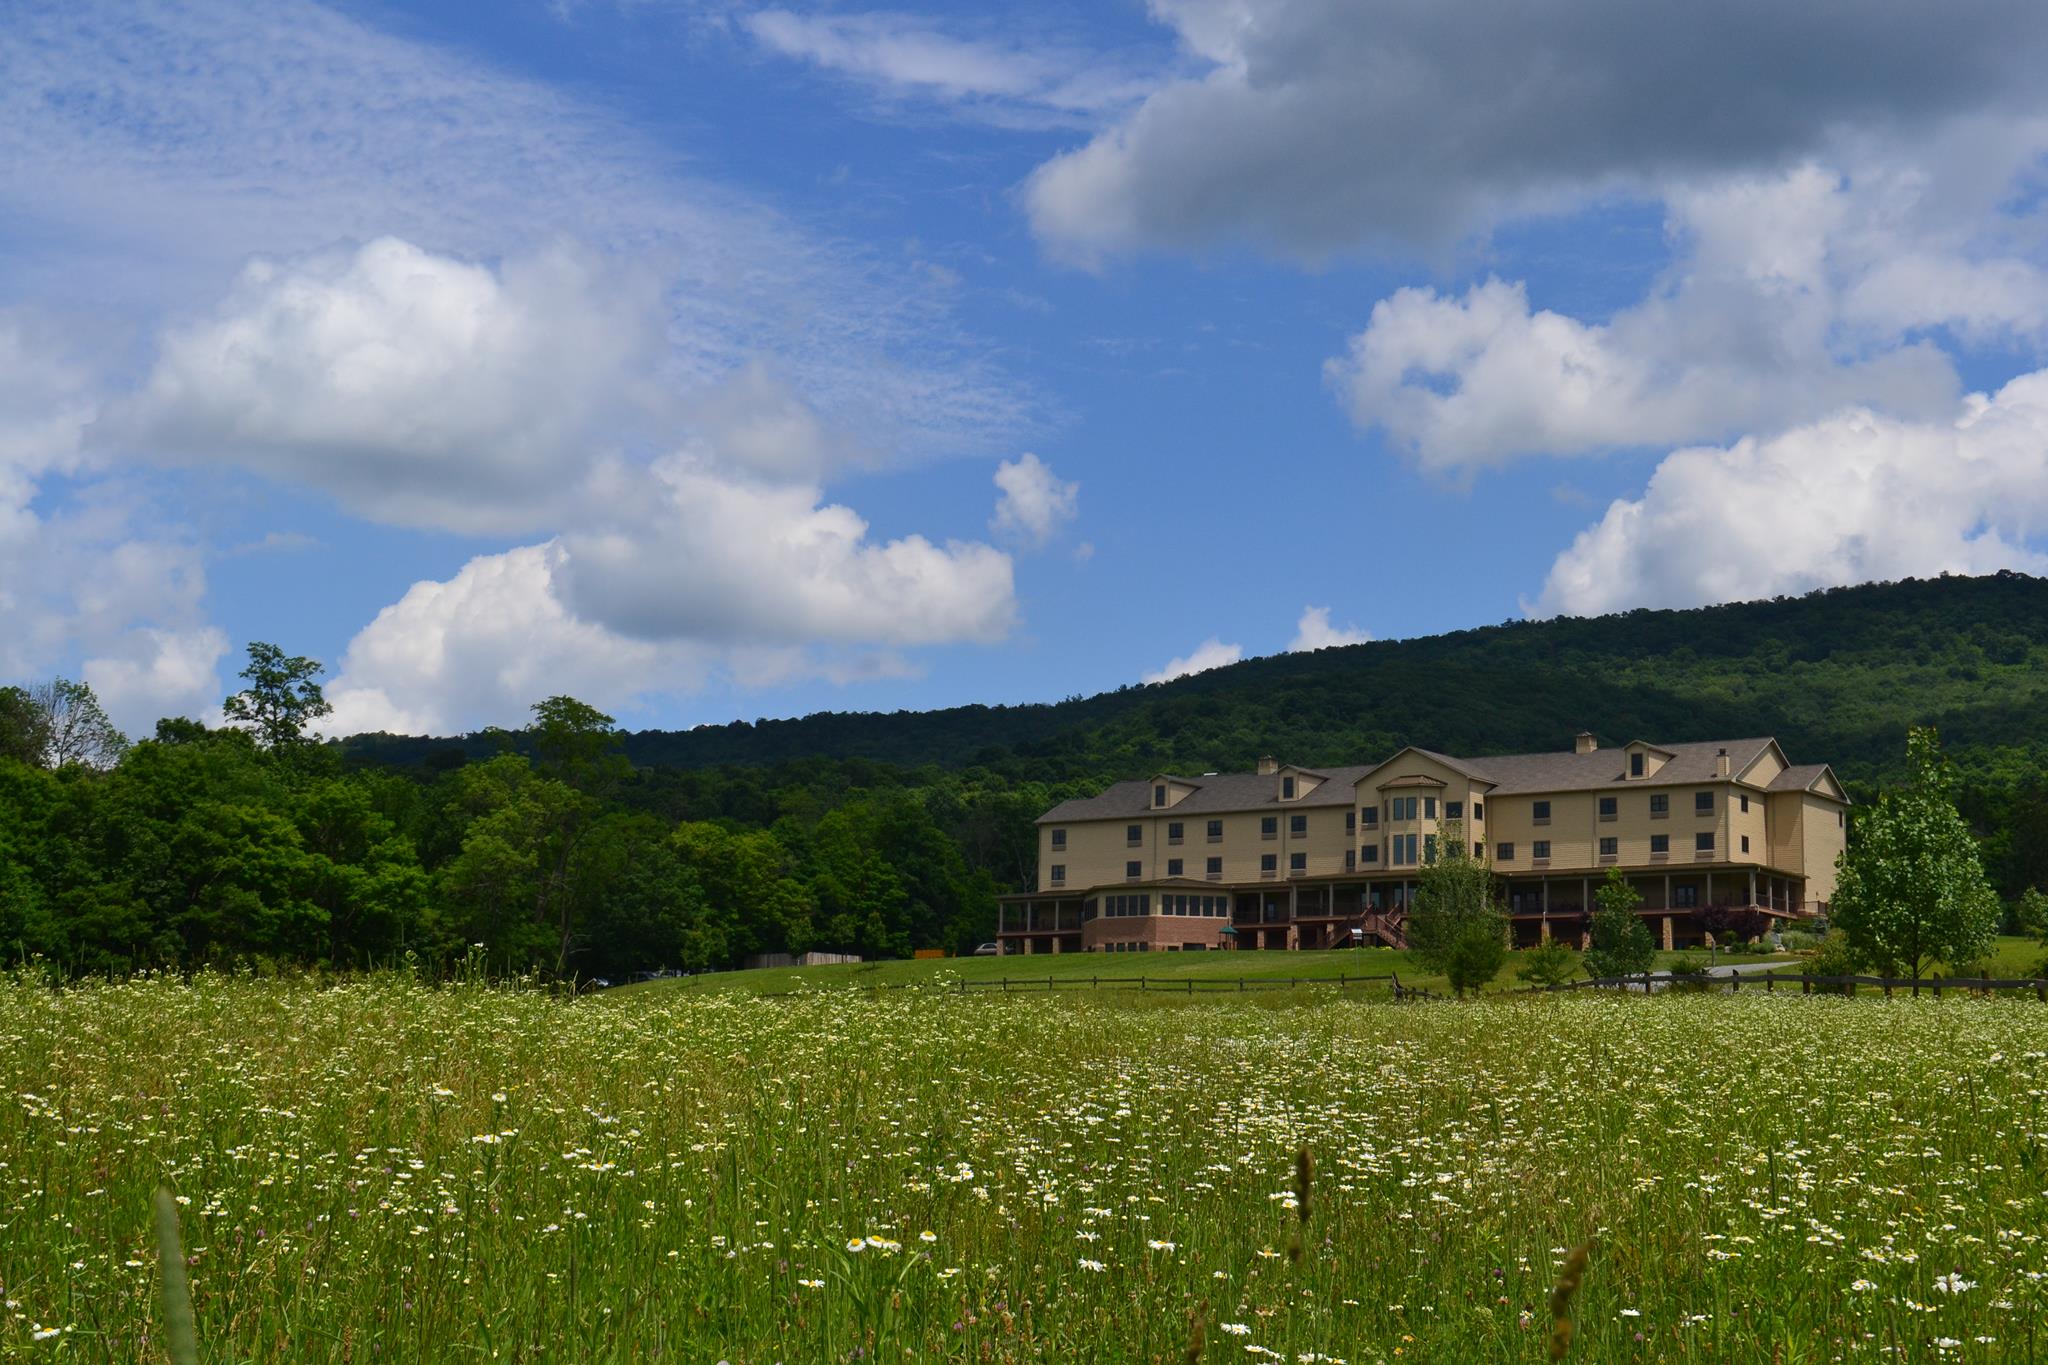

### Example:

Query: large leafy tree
xmin=0 ymin=679 xmax=127 ymax=769
xmin=223 ymin=642 xmax=333 ymax=754
xmin=1831 ymin=726 xmax=2000 ymax=983
xmin=1406 ymin=823 xmax=1507 ymax=996
xmin=1584 ymin=867 xmax=1655 ymax=980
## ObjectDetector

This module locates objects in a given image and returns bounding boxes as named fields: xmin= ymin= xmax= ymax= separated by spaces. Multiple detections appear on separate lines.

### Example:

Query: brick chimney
xmin=1574 ymin=731 xmax=1597 ymax=755
xmin=1256 ymin=755 xmax=1278 ymax=776
xmin=1716 ymin=747 xmax=1730 ymax=777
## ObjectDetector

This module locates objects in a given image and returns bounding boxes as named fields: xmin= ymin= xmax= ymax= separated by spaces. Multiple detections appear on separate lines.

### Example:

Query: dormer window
xmin=1281 ymin=776 xmax=1296 ymax=800
xmin=1154 ymin=783 xmax=1167 ymax=807
xmin=1630 ymin=752 xmax=1644 ymax=777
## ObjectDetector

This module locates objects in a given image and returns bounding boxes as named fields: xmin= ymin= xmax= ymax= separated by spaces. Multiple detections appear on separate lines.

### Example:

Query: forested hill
xmin=345 ymin=572 xmax=2048 ymax=791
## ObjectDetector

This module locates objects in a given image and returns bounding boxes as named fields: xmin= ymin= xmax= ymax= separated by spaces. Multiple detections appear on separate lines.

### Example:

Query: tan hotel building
xmin=996 ymin=734 xmax=1848 ymax=955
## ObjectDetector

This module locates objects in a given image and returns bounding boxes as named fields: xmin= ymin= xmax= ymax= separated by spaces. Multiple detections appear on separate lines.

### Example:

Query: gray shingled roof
xmin=1037 ymin=738 xmax=1824 ymax=823
xmin=1037 ymin=766 xmax=1377 ymax=824
xmin=1453 ymin=738 xmax=1780 ymax=793
xmin=1768 ymin=763 xmax=1840 ymax=795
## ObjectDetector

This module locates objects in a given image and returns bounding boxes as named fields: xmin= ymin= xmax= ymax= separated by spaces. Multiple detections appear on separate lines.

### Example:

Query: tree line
xmin=0 ymin=646 xmax=1091 ymax=979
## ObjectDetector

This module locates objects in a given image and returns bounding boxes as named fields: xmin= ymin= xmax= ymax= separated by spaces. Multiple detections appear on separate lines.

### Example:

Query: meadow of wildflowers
xmin=3 ymin=974 xmax=2046 ymax=1362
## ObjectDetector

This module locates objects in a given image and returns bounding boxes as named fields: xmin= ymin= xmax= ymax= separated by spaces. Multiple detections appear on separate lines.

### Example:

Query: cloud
xmin=743 ymin=9 xmax=1157 ymax=126
xmin=321 ymin=541 xmax=936 ymax=736
xmin=1143 ymin=637 xmax=1243 ymax=684
xmin=1324 ymin=167 xmax=1998 ymax=470
xmin=1024 ymin=0 xmax=2048 ymax=260
xmin=1288 ymin=606 xmax=1370 ymax=652
xmin=111 ymin=238 xmax=657 ymax=532
xmin=555 ymin=453 xmax=1016 ymax=646
xmin=83 ymin=627 xmax=230 ymax=732
xmin=990 ymin=452 xmax=1079 ymax=547
xmin=1534 ymin=370 xmax=2048 ymax=617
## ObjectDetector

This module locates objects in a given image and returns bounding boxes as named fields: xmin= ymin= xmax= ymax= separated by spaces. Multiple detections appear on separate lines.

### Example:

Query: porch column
xmin=1663 ymin=873 xmax=1671 ymax=910
xmin=1661 ymin=915 xmax=1674 ymax=950
xmin=1539 ymin=916 xmax=1551 ymax=943
xmin=1748 ymin=869 xmax=1756 ymax=906
xmin=1542 ymin=880 xmax=1550 ymax=911
xmin=1581 ymin=877 xmax=1589 ymax=912
xmin=1050 ymin=934 xmax=1062 ymax=954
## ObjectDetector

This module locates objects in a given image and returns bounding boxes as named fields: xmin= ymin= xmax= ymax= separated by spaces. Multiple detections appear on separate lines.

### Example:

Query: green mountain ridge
xmin=345 ymin=571 xmax=2048 ymax=791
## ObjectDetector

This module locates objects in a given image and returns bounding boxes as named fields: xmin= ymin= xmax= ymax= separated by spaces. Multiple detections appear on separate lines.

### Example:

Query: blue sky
xmin=5 ymin=0 xmax=2048 ymax=737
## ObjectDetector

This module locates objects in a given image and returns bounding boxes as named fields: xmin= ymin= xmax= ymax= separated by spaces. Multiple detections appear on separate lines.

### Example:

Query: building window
xmin=1361 ymin=805 xmax=1378 ymax=827
xmin=1289 ymin=814 xmax=1307 ymax=836
xmin=1207 ymin=819 xmax=1224 ymax=841
xmin=1289 ymin=852 xmax=1307 ymax=872
xmin=1361 ymin=845 xmax=1379 ymax=863
xmin=1739 ymin=793 xmax=1750 ymax=813
xmin=1599 ymin=836 xmax=1618 ymax=857
xmin=1051 ymin=828 xmax=1066 ymax=849
xmin=1473 ymin=801 xmax=1484 ymax=820
xmin=1167 ymin=858 xmax=1183 ymax=877
xmin=1838 ymin=810 xmax=1845 ymax=828
xmin=1497 ymin=841 xmax=1515 ymax=861
xmin=1424 ymin=797 xmax=1438 ymax=820
xmin=1598 ymin=796 xmax=1617 ymax=819
xmin=1391 ymin=833 xmax=1418 ymax=865
xmin=1167 ymin=821 xmax=1184 ymax=844
xmin=1345 ymin=849 xmax=1356 ymax=869
xmin=1446 ymin=800 xmax=1463 ymax=820
xmin=1261 ymin=815 xmax=1278 ymax=838
xmin=1206 ymin=856 xmax=1222 ymax=878
xmin=1127 ymin=824 xmax=1142 ymax=845
xmin=1423 ymin=834 xmax=1437 ymax=864
xmin=1674 ymin=884 xmax=1698 ymax=908
xmin=1650 ymin=834 xmax=1668 ymax=854
xmin=1473 ymin=841 xmax=1484 ymax=858
xmin=1695 ymin=791 xmax=1714 ymax=814
xmin=1533 ymin=839 xmax=1551 ymax=860
xmin=1695 ymin=833 xmax=1714 ymax=852
xmin=1051 ymin=864 xmax=1066 ymax=883
xmin=1533 ymin=800 xmax=1551 ymax=824
xmin=1345 ymin=809 xmax=1356 ymax=832
xmin=1630 ymin=752 xmax=1644 ymax=777
xmin=1282 ymin=776 xmax=1296 ymax=800
xmin=1260 ymin=853 xmax=1277 ymax=873
xmin=1650 ymin=794 xmax=1669 ymax=816
xmin=1154 ymin=784 xmax=1167 ymax=807
xmin=1740 ymin=835 xmax=1750 ymax=854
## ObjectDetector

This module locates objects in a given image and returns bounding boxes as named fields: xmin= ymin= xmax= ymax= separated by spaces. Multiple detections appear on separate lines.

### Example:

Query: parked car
xmin=971 ymin=941 xmax=1002 ymax=956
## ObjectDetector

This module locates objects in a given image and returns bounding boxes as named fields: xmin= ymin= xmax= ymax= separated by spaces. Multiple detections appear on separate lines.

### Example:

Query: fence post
xmin=1140 ymin=976 xmax=1147 ymax=993
xmin=1766 ymin=973 xmax=1774 ymax=993
xmin=1802 ymin=975 xmax=1811 ymax=995
xmin=2036 ymin=982 xmax=2046 ymax=1004
xmin=1002 ymin=977 xmax=1009 ymax=993
xmin=1239 ymin=977 xmax=1246 ymax=992
xmin=1188 ymin=978 xmax=1194 ymax=995
xmin=1934 ymin=979 xmax=1943 ymax=1000
xmin=1731 ymin=970 xmax=1740 ymax=993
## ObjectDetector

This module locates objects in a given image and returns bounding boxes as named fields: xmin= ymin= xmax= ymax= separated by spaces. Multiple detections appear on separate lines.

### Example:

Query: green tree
xmin=1406 ymin=823 xmax=1506 ymax=996
xmin=1584 ymin=867 xmax=1655 ymax=979
xmin=0 ymin=679 xmax=127 ymax=769
xmin=0 ymin=686 xmax=46 ymax=766
xmin=1831 ymin=727 xmax=2000 ymax=983
xmin=528 ymin=696 xmax=629 ymax=794
xmin=1515 ymin=937 xmax=1578 ymax=987
xmin=223 ymin=642 xmax=333 ymax=753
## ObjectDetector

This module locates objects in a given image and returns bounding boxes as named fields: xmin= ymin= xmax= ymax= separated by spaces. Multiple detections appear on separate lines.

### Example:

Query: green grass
xmin=624 ymin=945 xmax=1802 ymax=999
xmin=6 ymin=973 xmax=2048 ymax=1362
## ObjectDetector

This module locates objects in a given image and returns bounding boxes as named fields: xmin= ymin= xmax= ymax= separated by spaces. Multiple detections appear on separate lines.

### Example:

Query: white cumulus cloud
xmin=1534 ymin=370 xmax=2048 ymax=617
xmin=111 ymin=238 xmax=657 ymax=532
xmin=1288 ymin=606 xmax=1370 ymax=652
xmin=1143 ymin=637 xmax=1243 ymax=684
xmin=990 ymin=452 xmax=1079 ymax=547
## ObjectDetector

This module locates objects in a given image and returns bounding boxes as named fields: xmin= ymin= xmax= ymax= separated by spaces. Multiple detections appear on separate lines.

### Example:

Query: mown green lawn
xmin=6 ymin=974 xmax=2048 ymax=1362
xmin=618 ymin=944 xmax=1804 ymax=999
